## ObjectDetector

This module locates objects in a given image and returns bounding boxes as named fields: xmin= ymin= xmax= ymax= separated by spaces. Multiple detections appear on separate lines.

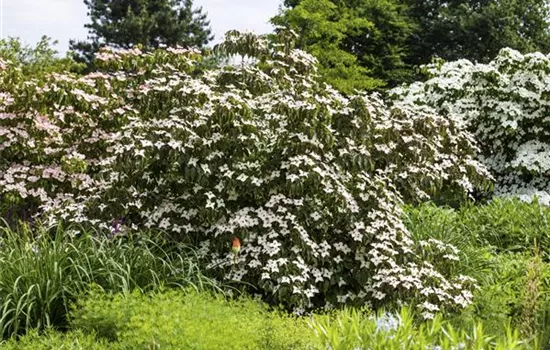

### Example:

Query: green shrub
xmin=0 ymin=223 xmax=214 ymax=338
xmin=0 ymin=29 xmax=490 ymax=312
xmin=0 ymin=329 xmax=108 ymax=350
xmin=450 ymin=253 xmax=549 ymax=333
xmin=0 ymin=36 xmax=83 ymax=78
xmin=455 ymin=200 xmax=550 ymax=256
xmin=70 ymin=289 xmax=314 ymax=350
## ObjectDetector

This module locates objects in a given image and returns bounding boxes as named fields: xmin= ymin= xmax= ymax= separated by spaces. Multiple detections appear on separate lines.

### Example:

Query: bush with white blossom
xmin=392 ymin=48 xmax=550 ymax=204
xmin=0 ymin=31 xmax=490 ymax=314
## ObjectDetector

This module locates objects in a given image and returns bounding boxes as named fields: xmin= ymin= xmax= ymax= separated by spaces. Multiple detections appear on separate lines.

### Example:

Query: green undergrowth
xmin=404 ymin=198 xmax=550 ymax=257
xmin=1 ymin=289 xmax=533 ymax=350
xmin=1 ymin=199 xmax=550 ymax=348
xmin=404 ymin=198 xmax=550 ymax=348
xmin=70 ymin=289 xmax=313 ymax=350
xmin=0 ymin=223 xmax=215 ymax=338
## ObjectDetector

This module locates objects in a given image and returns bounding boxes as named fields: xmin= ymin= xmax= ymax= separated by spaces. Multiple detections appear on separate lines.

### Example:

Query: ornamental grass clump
xmin=0 ymin=223 xmax=212 ymax=338
xmin=0 ymin=30 xmax=490 ymax=313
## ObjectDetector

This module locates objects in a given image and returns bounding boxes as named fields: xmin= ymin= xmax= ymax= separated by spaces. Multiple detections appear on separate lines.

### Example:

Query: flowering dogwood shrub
xmin=392 ymin=48 xmax=550 ymax=204
xmin=0 ymin=57 xmax=118 ymax=223
xmin=0 ymin=31 xmax=489 ymax=315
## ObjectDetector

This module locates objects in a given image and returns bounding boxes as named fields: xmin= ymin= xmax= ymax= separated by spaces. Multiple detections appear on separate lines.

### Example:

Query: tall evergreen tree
xmin=71 ymin=0 xmax=213 ymax=64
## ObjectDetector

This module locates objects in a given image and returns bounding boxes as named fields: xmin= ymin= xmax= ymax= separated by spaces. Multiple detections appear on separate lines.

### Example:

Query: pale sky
xmin=1 ymin=0 xmax=283 ymax=53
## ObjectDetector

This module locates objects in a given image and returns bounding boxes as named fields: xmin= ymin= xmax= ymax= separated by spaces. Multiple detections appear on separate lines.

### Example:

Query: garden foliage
xmin=2 ymin=289 xmax=531 ymax=349
xmin=0 ymin=224 xmax=209 ymax=338
xmin=272 ymin=0 xmax=415 ymax=92
xmin=0 ymin=30 xmax=490 ymax=313
xmin=0 ymin=203 xmax=548 ymax=346
xmin=70 ymin=289 xmax=313 ymax=349
xmin=310 ymin=307 xmax=526 ymax=350
xmin=392 ymin=49 xmax=550 ymax=204
xmin=0 ymin=37 xmax=83 ymax=78
xmin=404 ymin=200 xmax=550 ymax=344
xmin=70 ymin=0 xmax=213 ymax=66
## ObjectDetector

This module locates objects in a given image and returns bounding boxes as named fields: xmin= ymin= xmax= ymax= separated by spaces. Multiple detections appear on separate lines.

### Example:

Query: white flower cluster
xmin=0 ymin=31 xmax=487 ymax=313
xmin=392 ymin=48 xmax=550 ymax=205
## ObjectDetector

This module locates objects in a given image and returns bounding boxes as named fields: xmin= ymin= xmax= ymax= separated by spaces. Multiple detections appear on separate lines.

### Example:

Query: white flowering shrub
xmin=391 ymin=48 xmax=550 ymax=204
xmin=0 ymin=31 xmax=489 ymax=315
xmin=0 ymin=56 xmax=121 ymax=223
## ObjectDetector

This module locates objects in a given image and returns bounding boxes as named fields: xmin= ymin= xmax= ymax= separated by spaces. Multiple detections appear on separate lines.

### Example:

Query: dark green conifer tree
xmin=71 ymin=0 xmax=213 ymax=64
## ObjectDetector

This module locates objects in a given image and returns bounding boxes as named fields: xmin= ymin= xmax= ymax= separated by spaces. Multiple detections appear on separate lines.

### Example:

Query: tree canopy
xmin=275 ymin=0 xmax=550 ymax=91
xmin=405 ymin=0 xmax=550 ymax=66
xmin=0 ymin=37 xmax=83 ymax=77
xmin=70 ymin=0 xmax=213 ymax=64
xmin=272 ymin=0 xmax=415 ymax=93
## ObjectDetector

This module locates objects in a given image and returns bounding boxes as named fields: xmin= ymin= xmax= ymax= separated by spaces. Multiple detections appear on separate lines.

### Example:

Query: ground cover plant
xmin=70 ymin=289 xmax=314 ymax=349
xmin=0 ymin=289 xmax=535 ymax=350
xmin=0 ymin=330 xmax=109 ymax=350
